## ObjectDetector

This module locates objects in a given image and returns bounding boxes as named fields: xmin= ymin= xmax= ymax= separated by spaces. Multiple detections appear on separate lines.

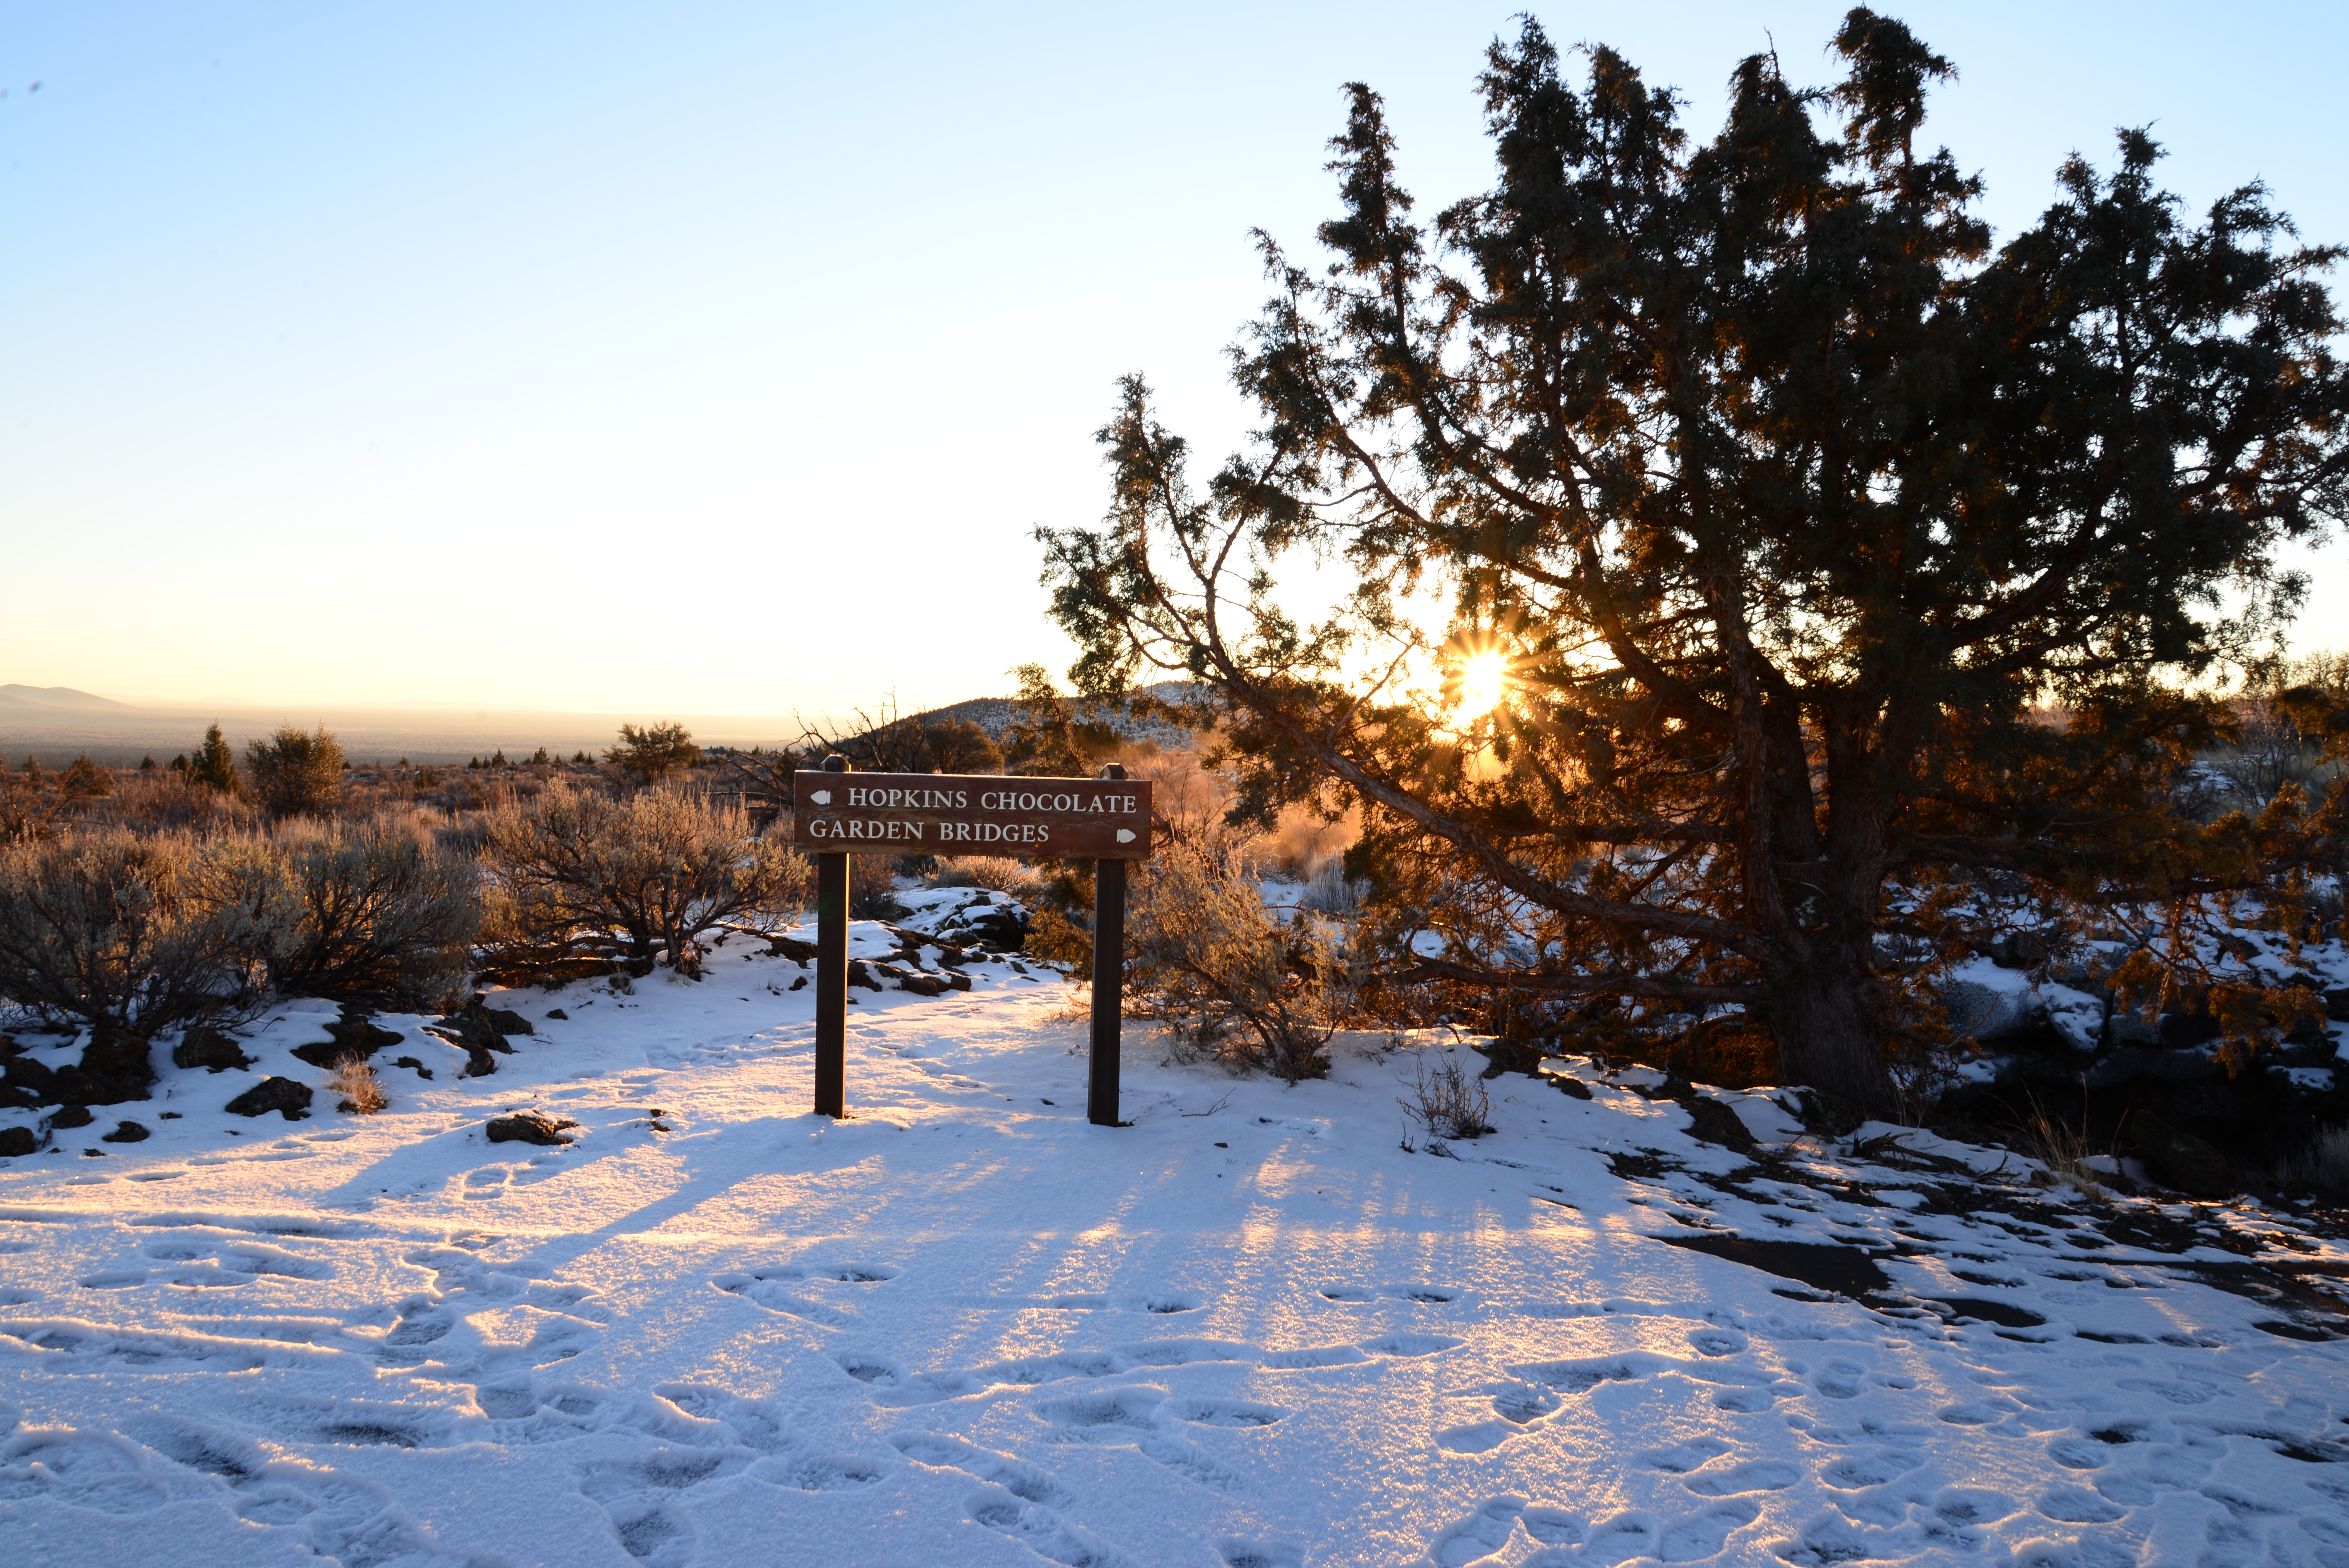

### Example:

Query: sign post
xmin=790 ymin=764 xmax=1153 ymax=1122
xmin=813 ymin=755 xmax=848 ymax=1118
xmin=1088 ymin=764 xmax=1128 ymax=1127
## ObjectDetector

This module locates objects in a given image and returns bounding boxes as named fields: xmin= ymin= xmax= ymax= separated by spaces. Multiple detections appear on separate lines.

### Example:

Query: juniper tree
xmin=1039 ymin=12 xmax=2349 ymax=1113
xmin=190 ymin=724 xmax=239 ymax=795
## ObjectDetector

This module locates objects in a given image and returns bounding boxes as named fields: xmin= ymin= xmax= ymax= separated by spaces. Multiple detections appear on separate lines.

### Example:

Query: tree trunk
xmin=1767 ymin=962 xmax=1897 ymax=1121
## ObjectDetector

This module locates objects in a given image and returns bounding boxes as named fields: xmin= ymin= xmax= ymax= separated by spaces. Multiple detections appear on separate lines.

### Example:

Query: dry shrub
xmin=244 ymin=725 xmax=345 ymax=818
xmin=1401 ymin=1049 xmax=1493 ymax=1141
xmin=329 ymin=1055 xmax=387 ymax=1114
xmin=848 ymin=852 xmax=902 ymax=919
xmin=481 ymin=780 xmax=811 ymax=981
xmin=1126 ymin=828 xmax=1362 ymax=1082
xmin=930 ymin=856 xmax=1042 ymax=898
xmin=87 ymin=771 xmax=260 ymax=836
xmin=0 ymin=828 xmax=266 ymax=1041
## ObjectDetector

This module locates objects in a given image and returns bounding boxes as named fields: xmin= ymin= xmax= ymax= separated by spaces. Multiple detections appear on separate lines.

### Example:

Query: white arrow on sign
xmin=809 ymin=790 xmax=832 ymax=806
xmin=1116 ymin=829 xmax=1136 ymax=843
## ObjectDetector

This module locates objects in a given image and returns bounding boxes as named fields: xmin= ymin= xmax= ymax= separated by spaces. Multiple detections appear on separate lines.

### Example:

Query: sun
xmin=1457 ymin=650 xmax=1506 ymax=718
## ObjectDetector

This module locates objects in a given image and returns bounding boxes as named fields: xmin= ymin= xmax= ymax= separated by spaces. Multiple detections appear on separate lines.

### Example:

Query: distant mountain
xmin=0 ymin=684 xmax=134 ymax=713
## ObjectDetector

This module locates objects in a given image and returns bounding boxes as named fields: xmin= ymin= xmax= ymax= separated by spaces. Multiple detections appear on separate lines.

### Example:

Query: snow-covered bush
xmin=479 ymin=781 xmax=810 ymax=981
xmin=1125 ymin=829 xmax=1362 ymax=1082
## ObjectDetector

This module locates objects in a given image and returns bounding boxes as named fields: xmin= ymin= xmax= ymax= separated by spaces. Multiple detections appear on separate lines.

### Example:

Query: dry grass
xmin=1400 ymin=1050 xmax=1493 ymax=1142
xmin=929 ymin=856 xmax=1043 ymax=897
xmin=330 ymin=1055 xmax=388 ymax=1115
xmin=2014 ymin=1101 xmax=2110 ymax=1201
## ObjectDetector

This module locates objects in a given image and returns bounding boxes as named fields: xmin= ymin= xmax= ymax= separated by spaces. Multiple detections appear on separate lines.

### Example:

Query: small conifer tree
xmin=191 ymin=724 xmax=239 ymax=795
xmin=139 ymin=755 xmax=158 ymax=772
xmin=58 ymin=755 xmax=111 ymax=800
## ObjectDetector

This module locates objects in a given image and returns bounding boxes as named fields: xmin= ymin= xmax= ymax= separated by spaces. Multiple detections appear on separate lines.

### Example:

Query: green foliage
xmin=1001 ymin=663 xmax=1119 ymax=775
xmin=58 ymin=755 xmax=111 ymax=801
xmin=244 ymin=725 xmax=345 ymax=818
xmin=190 ymin=724 xmax=240 ymax=796
xmin=608 ymin=721 xmax=702 ymax=782
xmin=1039 ymin=13 xmax=2349 ymax=1113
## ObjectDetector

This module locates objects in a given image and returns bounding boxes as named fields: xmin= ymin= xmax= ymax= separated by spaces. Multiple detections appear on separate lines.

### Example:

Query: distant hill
xmin=914 ymin=682 xmax=1209 ymax=744
xmin=0 ymin=684 xmax=133 ymax=713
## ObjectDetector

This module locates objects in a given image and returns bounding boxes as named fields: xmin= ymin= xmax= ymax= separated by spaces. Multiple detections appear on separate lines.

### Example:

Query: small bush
xmin=1125 ymin=829 xmax=1359 ymax=1082
xmin=1401 ymin=1050 xmax=1493 ymax=1142
xmin=245 ymin=725 xmax=344 ymax=818
xmin=329 ymin=1055 xmax=387 ymax=1114
xmin=481 ymin=780 xmax=810 ymax=980
xmin=848 ymin=853 xmax=904 ymax=919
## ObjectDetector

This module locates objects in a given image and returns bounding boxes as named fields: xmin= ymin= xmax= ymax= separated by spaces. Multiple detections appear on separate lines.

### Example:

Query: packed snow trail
xmin=2 ymin=930 xmax=2347 ymax=1566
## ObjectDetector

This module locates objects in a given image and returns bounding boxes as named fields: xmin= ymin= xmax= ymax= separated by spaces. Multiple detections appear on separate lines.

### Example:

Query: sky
xmin=4 ymin=2 xmax=2345 ymax=717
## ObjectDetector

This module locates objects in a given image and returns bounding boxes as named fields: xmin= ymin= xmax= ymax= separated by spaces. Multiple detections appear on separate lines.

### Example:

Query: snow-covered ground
xmin=4 ymin=930 xmax=2348 ymax=1567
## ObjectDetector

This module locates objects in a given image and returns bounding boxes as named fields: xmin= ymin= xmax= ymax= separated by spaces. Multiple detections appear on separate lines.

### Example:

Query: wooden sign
xmin=795 ymin=758 xmax=1144 ymax=1128
xmin=789 ymin=771 xmax=1155 ymax=859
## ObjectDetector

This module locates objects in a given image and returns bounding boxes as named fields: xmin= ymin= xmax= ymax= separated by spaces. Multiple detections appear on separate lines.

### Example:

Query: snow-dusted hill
xmin=3 ymin=935 xmax=2346 ymax=1567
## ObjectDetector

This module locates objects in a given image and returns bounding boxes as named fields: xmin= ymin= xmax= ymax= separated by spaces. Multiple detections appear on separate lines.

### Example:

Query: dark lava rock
xmin=0 ymin=1042 xmax=52 ymax=1097
xmin=544 ymin=1009 xmax=569 ymax=1021
xmin=1547 ymin=1073 xmax=1593 ymax=1101
xmin=486 ymin=1111 xmax=578 ymax=1146
xmin=392 ymin=1055 xmax=433 ymax=1080
xmin=54 ymin=1031 xmax=155 ymax=1107
xmin=0 ymin=1127 xmax=35 ymax=1157
xmin=1677 ymin=1094 xmax=1758 ymax=1153
xmin=1928 ymin=1296 xmax=2047 ymax=1329
xmin=49 ymin=1104 xmax=94 ymax=1129
xmin=2131 ymin=1112 xmax=2235 ymax=1198
xmin=430 ymin=998 xmax=523 ymax=1078
xmin=174 ymin=1026 xmax=253 ymax=1073
xmin=934 ymin=896 xmax=1028 ymax=951
xmin=2081 ymin=1044 xmax=2227 ymax=1092
xmin=1661 ymin=1235 xmax=1890 ymax=1297
xmin=845 ymin=960 xmax=885 ymax=993
xmin=225 ymin=1076 xmax=314 ymax=1121
xmin=2325 ymin=987 xmax=2349 ymax=1024
xmin=100 ymin=1120 xmax=150 ymax=1144
xmin=485 ymin=1007 xmax=534 ymax=1037
xmin=1988 ymin=930 xmax=2051 ymax=970
xmin=765 ymin=934 xmax=818 ymax=962
xmin=290 ymin=1009 xmax=405 ymax=1069
xmin=1476 ymin=1039 xmax=1547 ymax=1079
xmin=2157 ymin=1007 xmax=2222 ymax=1050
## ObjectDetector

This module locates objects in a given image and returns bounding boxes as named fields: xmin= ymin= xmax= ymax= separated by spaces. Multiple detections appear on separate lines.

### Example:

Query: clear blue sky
xmin=5 ymin=2 xmax=2344 ymax=715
